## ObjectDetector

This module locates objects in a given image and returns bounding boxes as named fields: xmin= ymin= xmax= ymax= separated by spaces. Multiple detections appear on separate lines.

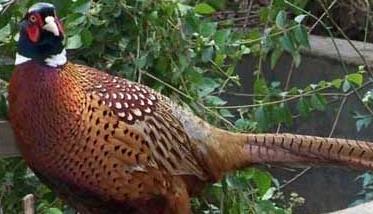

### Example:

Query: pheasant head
xmin=16 ymin=2 xmax=66 ymax=67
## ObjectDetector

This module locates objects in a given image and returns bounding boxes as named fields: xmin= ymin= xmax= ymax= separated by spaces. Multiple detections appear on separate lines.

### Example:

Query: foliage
xmin=351 ymin=172 xmax=373 ymax=207
xmin=0 ymin=0 xmax=371 ymax=213
xmin=0 ymin=158 xmax=64 ymax=213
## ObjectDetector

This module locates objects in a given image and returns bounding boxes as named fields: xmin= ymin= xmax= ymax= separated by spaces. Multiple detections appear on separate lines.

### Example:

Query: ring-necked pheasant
xmin=8 ymin=2 xmax=373 ymax=214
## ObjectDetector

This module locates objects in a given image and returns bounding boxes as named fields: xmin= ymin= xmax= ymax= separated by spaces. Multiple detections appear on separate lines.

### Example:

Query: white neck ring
xmin=15 ymin=49 xmax=67 ymax=67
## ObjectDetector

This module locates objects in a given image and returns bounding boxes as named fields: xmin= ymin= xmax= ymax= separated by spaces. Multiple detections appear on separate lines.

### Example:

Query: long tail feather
xmin=204 ymin=130 xmax=373 ymax=178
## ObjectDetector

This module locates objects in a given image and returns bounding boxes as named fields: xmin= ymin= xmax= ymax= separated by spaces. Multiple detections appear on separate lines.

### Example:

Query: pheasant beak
xmin=42 ymin=16 xmax=60 ymax=36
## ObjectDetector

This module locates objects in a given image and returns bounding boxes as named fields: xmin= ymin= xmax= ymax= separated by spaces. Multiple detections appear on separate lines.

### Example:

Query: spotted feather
xmin=74 ymin=64 xmax=206 ymax=179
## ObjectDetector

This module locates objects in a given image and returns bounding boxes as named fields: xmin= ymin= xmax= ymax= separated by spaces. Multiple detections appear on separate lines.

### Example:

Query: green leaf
xmin=297 ymin=97 xmax=311 ymax=117
xmin=254 ymin=78 xmax=269 ymax=95
xmin=220 ymin=109 xmax=234 ymax=118
xmin=342 ymin=80 xmax=351 ymax=92
xmin=252 ymin=169 xmax=272 ymax=196
xmin=214 ymin=29 xmax=231 ymax=45
xmin=240 ymin=45 xmax=251 ymax=55
xmin=347 ymin=73 xmax=363 ymax=86
xmin=178 ymin=55 xmax=189 ymax=72
xmin=186 ymin=67 xmax=203 ymax=83
xmin=0 ymin=23 xmax=10 ymax=42
xmin=262 ymin=187 xmax=276 ymax=200
xmin=271 ymin=48 xmax=283 ymax=70
xmin=294 ymin=14 xmax=307 ymax=23
xmin=205 ymin=96 xmax=227 ymax=106
xmin=118 ymin=38 xmax=129 ymax=51
xmin=275 ymin=10 xmax=287 ymax=29
xmin=310 ymin=94 xmax=327 ymax=111
xmin=66 ymin=34 xmax=82 ymax=49
xmin=331 ymin=79 xmax=342 ymax=89
xmin=274 ymin=104 xmax=292 ymax=125
xmin=356 ymin=116 xmax=372 ymax=132
xmin=73 ymin=0 xmax=91 ymax=14
xmin=201 ymin=46 xmax=214 ymax=62
xmin=255 ymin=106 xmax=268 ymax=131
xmin=214 ymin=54 xmax=226 ymax=66
xmin=135 ymin=55 xmax=148 ymax=69
xmin=255 ymin=200 xmax=287 ymax=214
xmin=279 ymin=34 xmax=295 ymax=53
xmin=88 ymin=16 xmax=105 ymax=26
xmin=177 ymin=3 xmax=193 ymax=15
xmin=294 ymin=25 xmax=310 ymax=48
xmin=194 ymin=3 xmax=216 ymax=15
xmin=80 ymin=29 xmax=93 ymax=47
xmin=45 ymin=208 xmax=63 ymax=214
xmin=199 ymin=22 xmax=217 ymax=37
xmin=354 ymin=113 xmax=373 ymax=132
xmin=197 ymin=78 xmax=219 ymax=97
xmin=234 ymin=118 xmax=255 ymax=130
xmin=64 ymin=14 xmax=86 ymax=28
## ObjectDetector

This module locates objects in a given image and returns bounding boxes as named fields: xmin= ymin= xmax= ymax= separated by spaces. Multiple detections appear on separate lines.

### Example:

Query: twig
xmin=286 ymin=0 xmax=373 ymax=116
xmin=309 ymin=0 xmax=338 ymax=32
xmin=221 ymin=92 xmax=347 ymax=98
xmin=317 ymin=0 xmax=373 ymax=78
xmin=276 ymin=61 xmax=295 ymax=133
xmin=257 ymin=0 xmax=274 ymax=76
xmin=0 ymin=0 xmax=17 ymax=15
xmin=279 ymin=167 xmax=312 ymax=189
xmin=329 ymin=97 xmax=347 ymax=137
xmin=363 ymin=0 xmax=371 ymax=44
xmin=345 ymin=79 xmax=373 ymax=116
xmin=239 ymin=23 xmax=299 ymax=45
xmin=243 ymin=0 xmax=254 ymax=29
xmin=207 ymin=85 xmax=334 ymax=109
xmin=140 ymin=70 xmax=236 ymax=128
xmin=136 ymin=36 xmax=142 ymax=83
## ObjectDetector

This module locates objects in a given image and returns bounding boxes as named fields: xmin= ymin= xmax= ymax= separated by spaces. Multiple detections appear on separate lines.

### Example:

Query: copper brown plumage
xmin=8 ymin=3 xmax=373 ymax=214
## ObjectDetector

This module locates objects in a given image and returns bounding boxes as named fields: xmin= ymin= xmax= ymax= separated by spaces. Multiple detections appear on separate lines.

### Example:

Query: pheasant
xmin=7 ymin=2 xmax=373 ymax=214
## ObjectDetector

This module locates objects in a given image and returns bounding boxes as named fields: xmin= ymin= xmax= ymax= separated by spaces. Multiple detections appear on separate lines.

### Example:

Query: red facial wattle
xmin=26 ymin=25 xmax=40 ymax=43
xmin=25 ymin=13 xmax=44 ymax=43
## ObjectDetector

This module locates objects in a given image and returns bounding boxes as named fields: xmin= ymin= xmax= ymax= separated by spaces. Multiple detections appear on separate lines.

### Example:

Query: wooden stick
xmin=22 ymin=194 xmax=35 ymax=214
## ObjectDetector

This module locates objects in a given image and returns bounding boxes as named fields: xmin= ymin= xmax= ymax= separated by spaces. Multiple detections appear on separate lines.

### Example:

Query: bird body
xmin=10 ymin=61 xmax=208 ymax=213
xmin=8 ymin=3 xmax=373 ymax=214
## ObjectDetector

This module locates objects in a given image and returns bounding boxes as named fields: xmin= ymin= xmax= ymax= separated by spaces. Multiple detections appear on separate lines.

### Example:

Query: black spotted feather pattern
xmin=75 ymin=64 xmax=206 ymax=179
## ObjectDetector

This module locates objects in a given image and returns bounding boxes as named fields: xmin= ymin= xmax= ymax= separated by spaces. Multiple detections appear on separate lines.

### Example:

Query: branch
xmin=0 ymin=0 xmax=17 ymax=15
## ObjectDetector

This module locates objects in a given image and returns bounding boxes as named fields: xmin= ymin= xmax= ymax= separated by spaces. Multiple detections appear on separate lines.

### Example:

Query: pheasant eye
xmin=29 ymin=15 xmax=37 ymax=23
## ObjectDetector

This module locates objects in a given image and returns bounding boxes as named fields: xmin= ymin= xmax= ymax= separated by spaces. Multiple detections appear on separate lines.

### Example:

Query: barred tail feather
xmin=205 ymin=130 xmax=373 ymax=178
xmin=244 ymin=133 xmax=373 ymax=169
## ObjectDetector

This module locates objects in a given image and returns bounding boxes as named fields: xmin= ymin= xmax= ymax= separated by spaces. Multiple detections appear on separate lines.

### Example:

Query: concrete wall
xmin=231 ymin=36 xmax=373 ymax=214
